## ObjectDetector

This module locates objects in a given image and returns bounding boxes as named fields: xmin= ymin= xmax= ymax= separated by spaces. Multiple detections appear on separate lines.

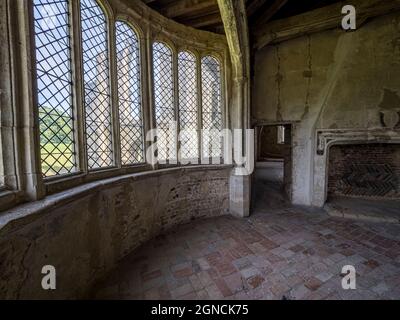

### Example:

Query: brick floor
xmin=93 ymin=208 xmax=400 ymax=300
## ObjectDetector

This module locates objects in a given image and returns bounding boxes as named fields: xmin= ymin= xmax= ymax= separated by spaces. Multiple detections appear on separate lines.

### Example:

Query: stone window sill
xmin=0 ymin=189 xmax=23 ymax=213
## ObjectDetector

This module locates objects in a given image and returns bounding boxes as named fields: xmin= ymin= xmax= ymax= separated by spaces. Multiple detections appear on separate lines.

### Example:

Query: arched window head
xmin=81 ymin=0 xmax=113 ymax=170
xmin=152 ymin=42 xmax=175 ymax=162
xmin=201 ymin=56 xmax=222 ymax=159
xmin=116 ymin=21 xmax=144 ymax=165
xmin=33 ymin=0 xmax=76 ymax=177
xmin=178 ymin=51 xmax=198 ymax=161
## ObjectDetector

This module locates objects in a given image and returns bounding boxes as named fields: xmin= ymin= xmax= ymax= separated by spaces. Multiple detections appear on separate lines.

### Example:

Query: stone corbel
xmin=380 ymin=110 xmax=400 ymax=129
xmin=316 ymin=133 xmax=326 ymax=156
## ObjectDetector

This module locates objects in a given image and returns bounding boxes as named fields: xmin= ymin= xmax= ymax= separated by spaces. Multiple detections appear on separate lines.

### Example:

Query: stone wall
xmin=252 ymin=11 xmax=400 ymax=206
xmin=328 ymin=144 xmax=400 ymax=199
xmin=0 ymin=166 xmax=230 ymax=299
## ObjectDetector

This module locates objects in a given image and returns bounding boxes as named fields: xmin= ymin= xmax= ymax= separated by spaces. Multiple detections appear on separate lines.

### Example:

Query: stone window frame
xmin=0 ymin=0 xmax=228 ymax=212
xmin=0 ymin=0 xmax=41 ymax=211
xmin=0 ymin=0 xmax=12 ymax=193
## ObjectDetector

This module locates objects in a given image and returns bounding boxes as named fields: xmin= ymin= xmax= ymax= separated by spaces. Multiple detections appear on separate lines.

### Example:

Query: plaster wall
xmin=0 ymin=166 xmax=230 ymax=299
xmin=252 ymin=12 xmax=400 ymax=206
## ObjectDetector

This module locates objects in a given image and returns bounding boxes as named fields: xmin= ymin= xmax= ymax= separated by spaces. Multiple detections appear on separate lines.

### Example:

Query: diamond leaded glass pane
xmin=153 ymin=42 xmax=175 ymax=162
xmin=201 ymin=56 xmax=222 ymax=158
xmin=81 ymin=0 xmax=113 ymax=170
xmin=33 ymin=0 xmax=77 ymax=178
xmin=178 ymin=51 xmax=198 ymax=160
xmin=116 ymin=21 xmax=144 ymax=165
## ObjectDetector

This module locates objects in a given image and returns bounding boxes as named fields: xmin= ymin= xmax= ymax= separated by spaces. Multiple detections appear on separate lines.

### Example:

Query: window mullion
xmin=25 ymin=0 xmax=45 ymax=198
xmin=71 ymin=0 xmax=87 ymax=175
xmin=109 ymin=20 xmax=121 ymax=168
xmin=197 ymin=53 xmax=203 ymax=163
xmin=173 ymin=49 xmax=179 ymax=165
xmin=147 ymin=34 xmax=157 ymax=170
xmin=141 ymin=30 xmax=152 ymax=169
xmin=220 ymin=55 xmax=227 ymax=131
xmin=220 ymin=55 xmax=226 ymax=163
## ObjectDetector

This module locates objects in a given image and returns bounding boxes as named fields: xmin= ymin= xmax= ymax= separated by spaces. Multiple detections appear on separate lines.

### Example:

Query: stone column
xmin=217 ymin=0 xmax=252 ymax=217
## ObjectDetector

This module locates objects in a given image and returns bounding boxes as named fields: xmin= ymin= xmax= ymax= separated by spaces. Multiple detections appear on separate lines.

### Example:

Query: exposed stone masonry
xmin=0 ymin=167 xmax=231 ymax=299
xmin=163 ymin=175 xmax=229 ymax=231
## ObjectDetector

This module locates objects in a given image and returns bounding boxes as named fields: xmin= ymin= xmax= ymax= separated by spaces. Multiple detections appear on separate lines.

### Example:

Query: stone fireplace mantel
xmin=316 ymin=128 xmax=400 ymax=155
xmin=312 ymin=128 xmax=400 ymax=207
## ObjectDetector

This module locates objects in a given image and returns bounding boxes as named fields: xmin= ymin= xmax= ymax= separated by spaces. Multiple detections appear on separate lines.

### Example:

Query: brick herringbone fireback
xmin=328 ymin=144 xmax=400 ymax=199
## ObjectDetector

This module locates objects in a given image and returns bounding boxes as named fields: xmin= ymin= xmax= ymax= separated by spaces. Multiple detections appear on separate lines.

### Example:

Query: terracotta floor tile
xmin=94 ymin=209 xmax=400 ymax=300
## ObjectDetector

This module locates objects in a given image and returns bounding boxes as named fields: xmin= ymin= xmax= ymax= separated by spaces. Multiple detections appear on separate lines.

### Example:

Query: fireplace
xmin=327 ymin=144 xmax=400 ymax=200
xmin=311 ymin=129 xmax=400 ymax=207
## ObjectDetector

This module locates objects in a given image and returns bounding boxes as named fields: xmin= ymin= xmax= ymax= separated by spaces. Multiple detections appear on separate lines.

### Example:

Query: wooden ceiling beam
xmin=159 ymin=0 xmax=218 ymax=19
xmin=180 ymin=11 xmax=222 ymax=28
xmin=254 ymin=0 xmax=400 ymax=50
xmin=202 ymin=24 xmax=225 ymax=33
xmin=252 ymin=0 xmax=287 ymax=28
xmin=217 ymin=0 xmax=250 ymax=78
xmin=246 ymin=0 xmax=268 ymax=17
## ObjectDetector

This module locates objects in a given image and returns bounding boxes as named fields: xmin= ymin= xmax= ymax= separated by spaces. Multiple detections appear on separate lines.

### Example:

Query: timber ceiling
xmin=142 ymin=0 xmax=343 ymax=34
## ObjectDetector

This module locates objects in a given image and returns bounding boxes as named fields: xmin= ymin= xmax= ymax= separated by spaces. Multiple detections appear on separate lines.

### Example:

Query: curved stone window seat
xmin=0 ymin=165 xmax=231 ymax=299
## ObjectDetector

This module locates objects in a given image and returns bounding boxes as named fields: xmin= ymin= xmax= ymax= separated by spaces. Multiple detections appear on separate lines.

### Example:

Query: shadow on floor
xmin=325 ymin=196 xmax=400 ymax=224
xmin=91 ymin=207 xmax=400 ymax=300
xmin=90 ymin=166 xmax=400 ymax=300
xmin=252 ymin=162 xmax=291 ymax=212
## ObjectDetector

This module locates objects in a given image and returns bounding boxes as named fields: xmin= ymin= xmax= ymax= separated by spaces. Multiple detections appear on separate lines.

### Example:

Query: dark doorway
xmin=253 ymin=124 xmax=292 ymax=211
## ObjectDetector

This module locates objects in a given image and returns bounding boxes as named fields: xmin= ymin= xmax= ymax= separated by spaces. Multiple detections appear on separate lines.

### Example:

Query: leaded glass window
xmin=116 ymin=21 xmax=144 ymax=165
xmin=153 ymin=42 xmax=175 ymax=162
xmin=81 ymin=0 xmax=113 ymax=170
xmin=201 ymin=56 xmax=222 ymax=158
xmin=178 ymin=51 xmax=198 ymax=161
xmin=33 ymin=0 xmax=76 ymax=177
